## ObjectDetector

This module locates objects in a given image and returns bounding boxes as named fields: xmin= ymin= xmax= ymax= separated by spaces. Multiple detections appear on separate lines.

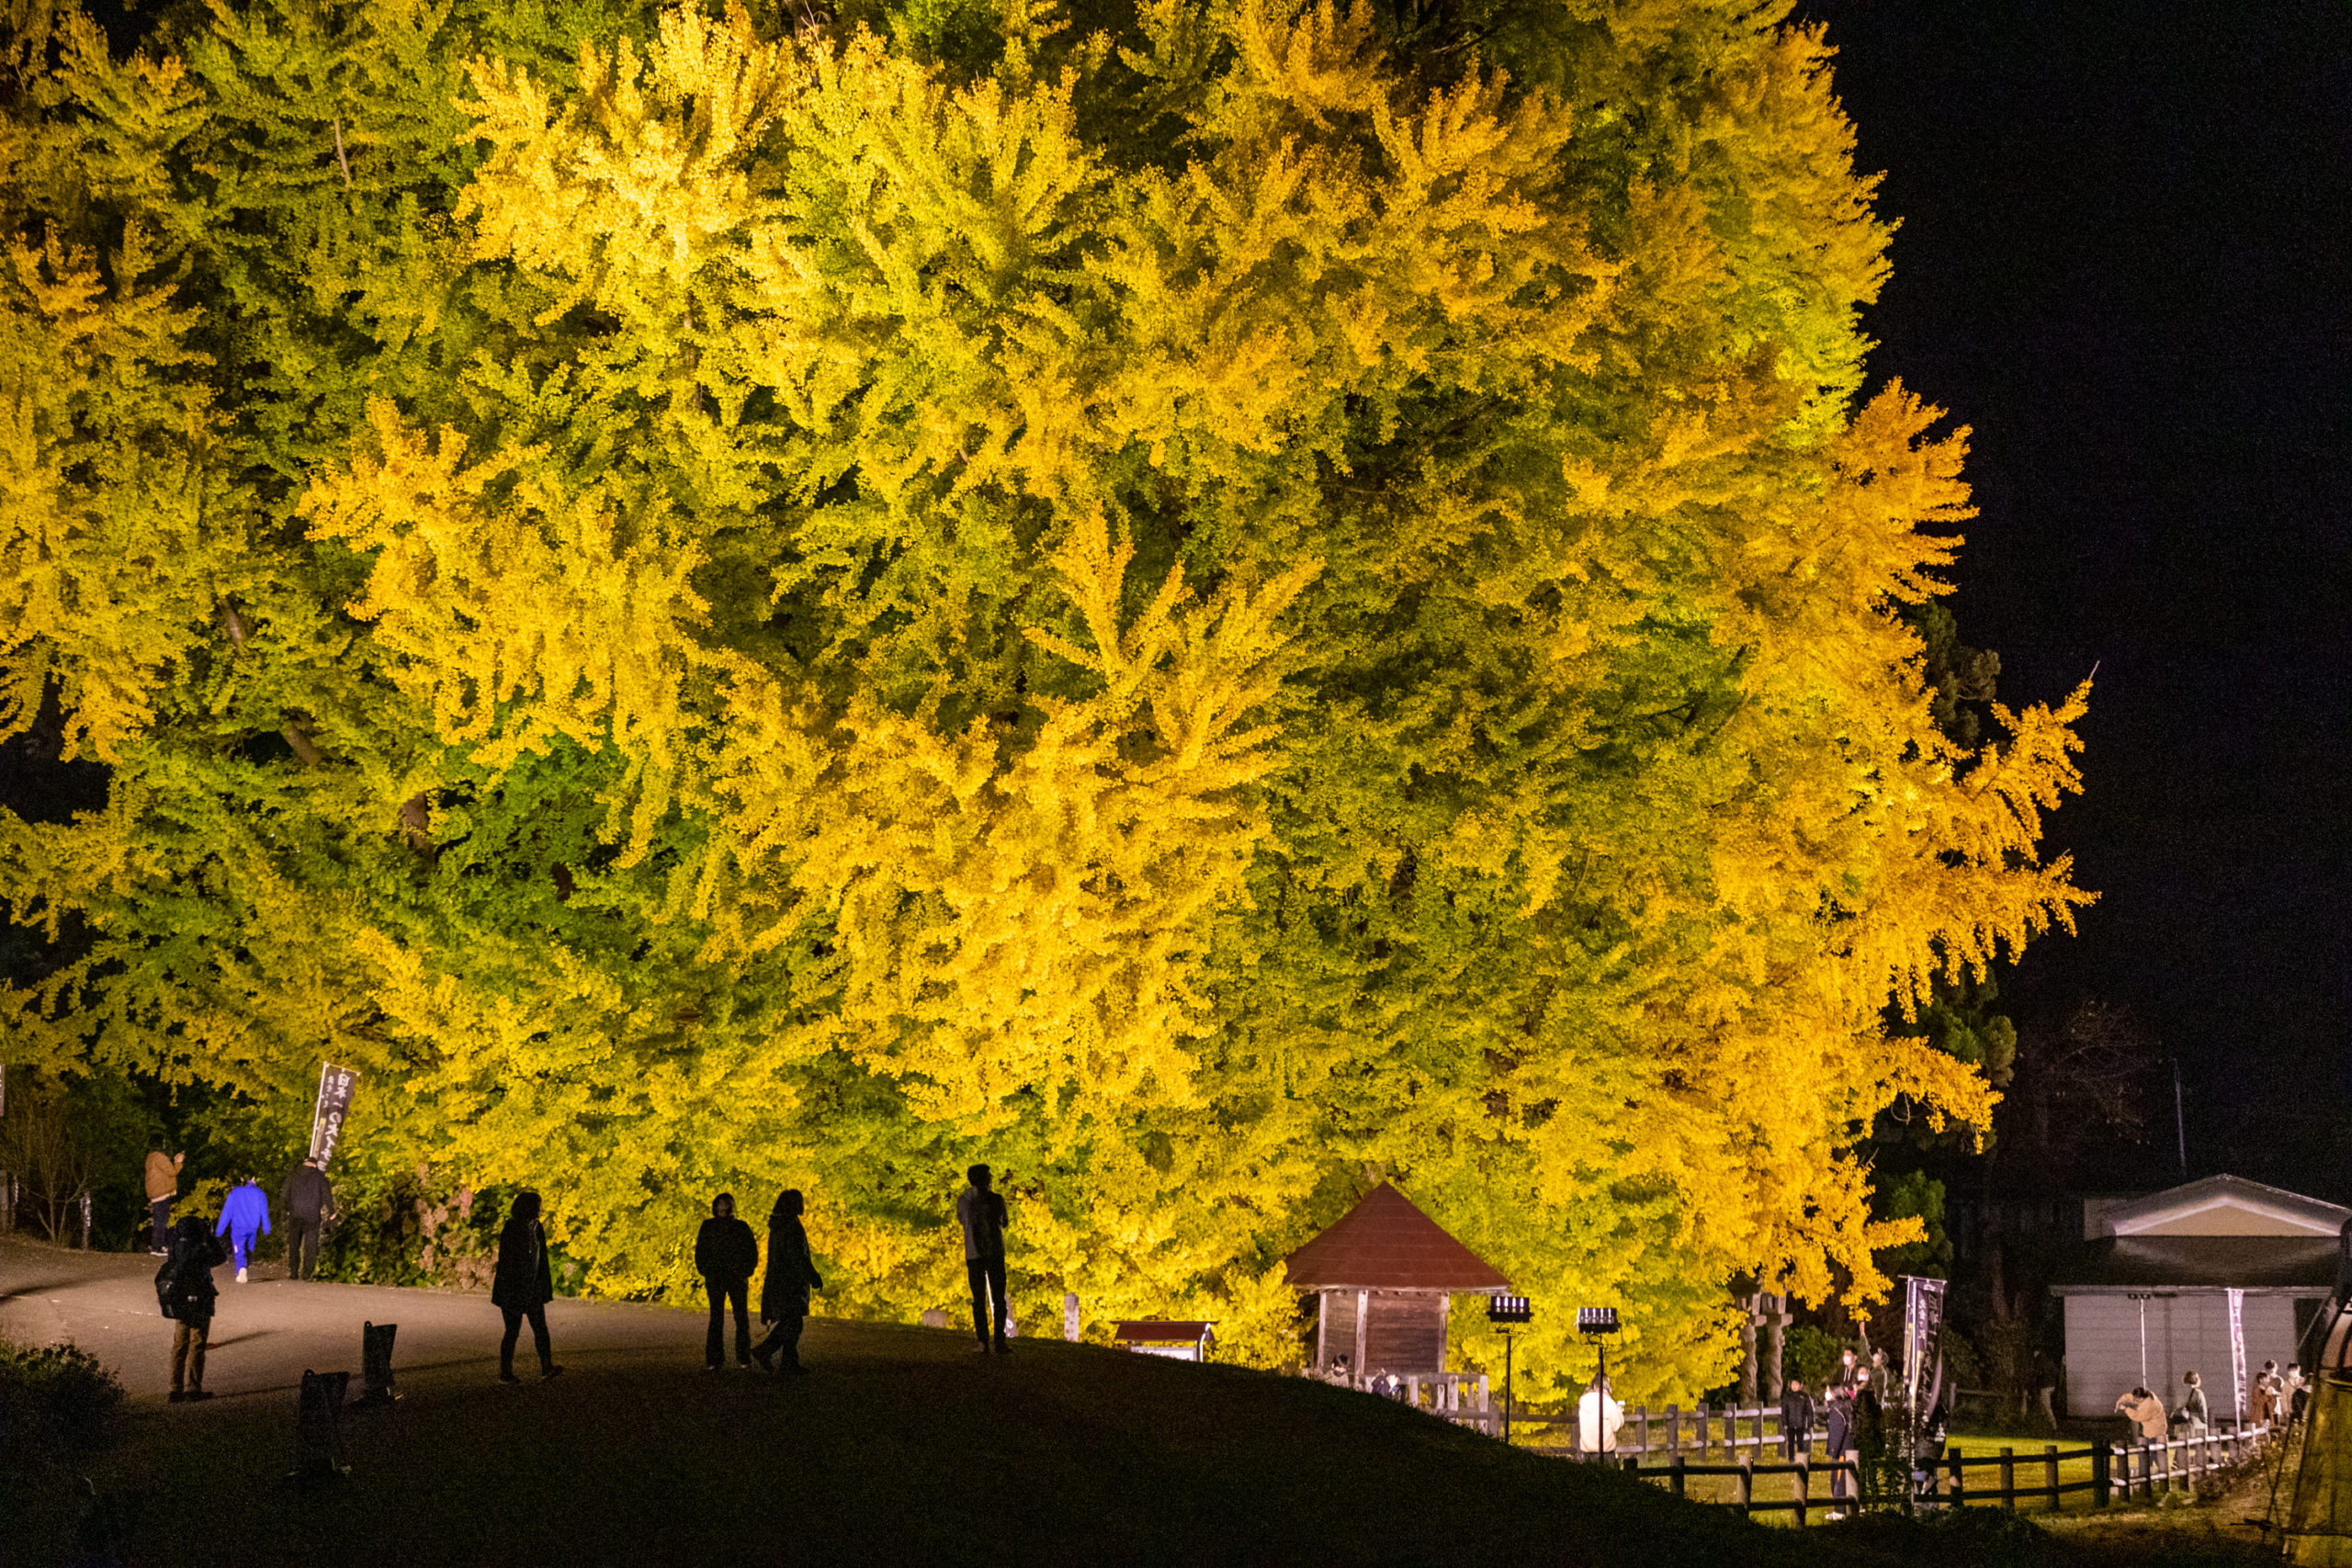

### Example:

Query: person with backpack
xmin=213 ymin=1175 xmax=270 ymax=1284
xmin=2177 ymin=1370 xmax=2210 ymax=1435
xmin=695 ymin=1192 xmax=760 ymax=1371
xmin=492 ymin=1190 xmax=563 ymax=1383
xmin=753 ymin=1189 xmax=822 ymax=1374
xmin=154 ymin=1215 xmax=228 ymax=1401
xmin=956 ymin=1164 xmax=1011 ymax=1354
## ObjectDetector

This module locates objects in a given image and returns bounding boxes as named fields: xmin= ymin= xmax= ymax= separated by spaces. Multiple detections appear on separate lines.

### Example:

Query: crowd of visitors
xmin=1556 ymin=1339 xmax=1917 ymax=1517
xmin=131 ymin=1127 xmax=2333 ymax=1459
xmin=139 ymin=1145 xmax=1016 ymax=1396
xmin=2115 ymin=1359 xmax=2306 ymax=1442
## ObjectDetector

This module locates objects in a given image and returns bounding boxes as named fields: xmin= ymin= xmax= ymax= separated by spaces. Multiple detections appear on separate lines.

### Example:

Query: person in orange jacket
xmin=2115 ymin=1384 xmax=2168 ymax=1443
xmin=142 ymin=1134 xmax=185 ymax=1256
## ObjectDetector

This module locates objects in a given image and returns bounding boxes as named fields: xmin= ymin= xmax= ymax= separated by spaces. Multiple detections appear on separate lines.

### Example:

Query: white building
xmin=2052 ymin=1174 xmax=2346 ymax=1421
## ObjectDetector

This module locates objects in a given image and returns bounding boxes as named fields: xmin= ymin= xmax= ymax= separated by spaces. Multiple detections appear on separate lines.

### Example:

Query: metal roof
xmin=1112 ymin=1320 xmax=1214 ymax=1342
xmin=1281 ymin=1182 xmax=1512 ymax=1292
xmin=2093 ymin=1174 xmax=2351 ymax=1238
xmin=2051 ymin=1235 xmax=2342 ymax=1291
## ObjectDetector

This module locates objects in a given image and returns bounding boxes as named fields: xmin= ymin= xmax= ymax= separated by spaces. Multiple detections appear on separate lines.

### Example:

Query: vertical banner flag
xmin=2229 ymin=1287 xmax=2248 ymax=1423
xmin=1902 ymin=1276 xmax=1949 ymax=1413
xmin=309 ymin=1063 xmax=359 ymax=1169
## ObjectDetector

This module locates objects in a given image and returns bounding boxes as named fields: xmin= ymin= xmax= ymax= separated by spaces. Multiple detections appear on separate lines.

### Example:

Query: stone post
xmin=356 ymin=1322 xmax=400 ymax=1405
xmin=1738 ymin=1293 xmax=1759 ymax=1405
xmin=1063 ymin=1292 xmax=1080 ymax=1341
xmin=1763 ymin=1293 xmax=1792 ymax=1403
xmin=292 ymin=1370 xmax=352 ymax=1483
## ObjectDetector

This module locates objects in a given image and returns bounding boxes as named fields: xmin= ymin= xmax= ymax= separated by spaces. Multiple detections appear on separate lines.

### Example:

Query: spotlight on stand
xmin=1578 ymin=1306 xmax=1623 ymax=1461
xmin=1487 ymin=1294 xmax=1532 ymax=1445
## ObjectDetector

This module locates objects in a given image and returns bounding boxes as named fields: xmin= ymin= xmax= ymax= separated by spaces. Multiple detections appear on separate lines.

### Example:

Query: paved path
xmin=0 ymin=1231 xmax=714 ymax=1402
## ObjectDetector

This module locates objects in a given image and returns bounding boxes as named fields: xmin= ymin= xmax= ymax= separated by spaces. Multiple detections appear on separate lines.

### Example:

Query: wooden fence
xmin=1516 ymin=1399 xmax=1835 ymax=1458
xmin=1321 ymin=1370 xmax=1501 ymax=1437
xmin=1332 ymin=1378 xmax=2275 ymax=1517
xmin=1518 ymin=1399 xmax=2270 ymax=1465
xmin=1585 ymin=1421 xmax=2273 ymax=1526
xmin=1324 ymin=1378 xmax=2278 ymax=1521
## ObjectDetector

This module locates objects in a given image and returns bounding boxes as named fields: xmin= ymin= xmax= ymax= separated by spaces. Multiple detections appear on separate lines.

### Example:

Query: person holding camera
xmin=154 ymin=1216 xmax=228 ymax=1401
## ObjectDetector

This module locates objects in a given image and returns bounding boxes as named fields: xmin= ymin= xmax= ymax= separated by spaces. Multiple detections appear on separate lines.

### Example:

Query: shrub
xmin=1837 ymin=1506 xmax=2061 ymax=1568
xmin=317 ymin=1164 xmax=529 ymax=1292
xmin=0 ymin=1337 xmax=123 ymax=1459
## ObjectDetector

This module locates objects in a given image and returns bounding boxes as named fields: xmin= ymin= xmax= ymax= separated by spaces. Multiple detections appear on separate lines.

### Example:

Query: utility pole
xmin=2173 ymin=1059 xmax=2188 ymax=1178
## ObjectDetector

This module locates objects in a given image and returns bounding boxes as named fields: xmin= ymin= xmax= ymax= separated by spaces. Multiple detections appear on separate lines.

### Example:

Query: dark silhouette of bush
xmin=0 ymin=1337 xmax=123 ymax=1459
xmin=0 ymin=1336 xmax=126 ymax=1561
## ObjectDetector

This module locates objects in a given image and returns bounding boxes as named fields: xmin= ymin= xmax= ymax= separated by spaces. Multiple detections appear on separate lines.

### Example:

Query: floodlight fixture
xmin=1487 ymin=1294 xmax=1532 ymax=1445
xmin=1572 ymin=1305 xmax=1623 ymax=1461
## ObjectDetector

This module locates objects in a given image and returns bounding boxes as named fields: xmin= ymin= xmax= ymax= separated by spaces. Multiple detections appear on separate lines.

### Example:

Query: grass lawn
xmin=7 ymin=1322 xmax=2300 ymax=1567
xmin=14 ymin=1321 xmax=1831 ymax=1568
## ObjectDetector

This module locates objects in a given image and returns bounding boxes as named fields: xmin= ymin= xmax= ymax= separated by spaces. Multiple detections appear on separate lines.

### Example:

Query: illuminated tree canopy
xmin=0 ymin=0 xmax=2087 ymax=1398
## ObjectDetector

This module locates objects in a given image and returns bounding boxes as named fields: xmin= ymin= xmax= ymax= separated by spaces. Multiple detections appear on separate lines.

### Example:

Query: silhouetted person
xmin=1823 ymin=1360 xmax=1857 ymax=1515
xmin=214 ymin=1176 xmax=270 ymax=1284
xmin=1918 ymin=1393 xmax=1950 ymax=1497
xmin=695 ymin=1192 xmax=759 ymax=1371
xmin=754 ymin=1189 xmax=822 ymax=1374
xmin=1780 ymin=1374 xmax=1814 ymax=1460
xmin=1851 ymin=1367 xmax=1883 ymax=1479
xmin=956 ymin=1164 xmax=1010 ymax=1354
xmin=154 ymin=1215 xmax=227 ymax=1401
xmin=278 ymin=1156 xmax=333 ymax=1280
xmin=143 ymin=1134 xmax=184 ymax=1256
xmin=492 ymin=1190 xmax=562 ymax=1382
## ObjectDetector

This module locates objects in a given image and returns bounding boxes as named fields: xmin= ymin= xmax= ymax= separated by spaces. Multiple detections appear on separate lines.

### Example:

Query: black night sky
xmin=1808 ymin=0 xmax=2352 ymax=1195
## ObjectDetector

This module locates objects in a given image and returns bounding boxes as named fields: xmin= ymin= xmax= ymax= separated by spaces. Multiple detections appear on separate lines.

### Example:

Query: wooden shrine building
xmin=1284 ymin=1183 xmax=1511 ymax=1380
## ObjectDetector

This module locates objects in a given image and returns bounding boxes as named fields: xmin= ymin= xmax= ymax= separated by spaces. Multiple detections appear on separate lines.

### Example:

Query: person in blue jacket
xmin=214 ymin=1175 xmax=271 ymax=1284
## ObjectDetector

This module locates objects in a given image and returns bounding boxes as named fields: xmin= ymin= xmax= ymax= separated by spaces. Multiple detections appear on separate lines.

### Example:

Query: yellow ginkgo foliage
xmin=0 ymin=0 xmax=2086 ymax=1399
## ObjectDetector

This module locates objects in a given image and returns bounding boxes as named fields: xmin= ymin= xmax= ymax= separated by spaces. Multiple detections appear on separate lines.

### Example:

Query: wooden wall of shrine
xmin=1313 ymin=1289 xmax=1450 ymax=1377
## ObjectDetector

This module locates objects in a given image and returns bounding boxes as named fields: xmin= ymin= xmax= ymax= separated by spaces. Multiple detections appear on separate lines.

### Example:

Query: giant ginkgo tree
xmin=0 ymin=0 xmax=2087 ymax=1398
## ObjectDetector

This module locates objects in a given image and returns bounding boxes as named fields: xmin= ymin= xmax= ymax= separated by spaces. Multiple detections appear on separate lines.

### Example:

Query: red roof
xmin=1282 ymin=1183 xmax=1512 ymax=1292
xmin=1113 ymin=1320 xmax=1214 ymax=1342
